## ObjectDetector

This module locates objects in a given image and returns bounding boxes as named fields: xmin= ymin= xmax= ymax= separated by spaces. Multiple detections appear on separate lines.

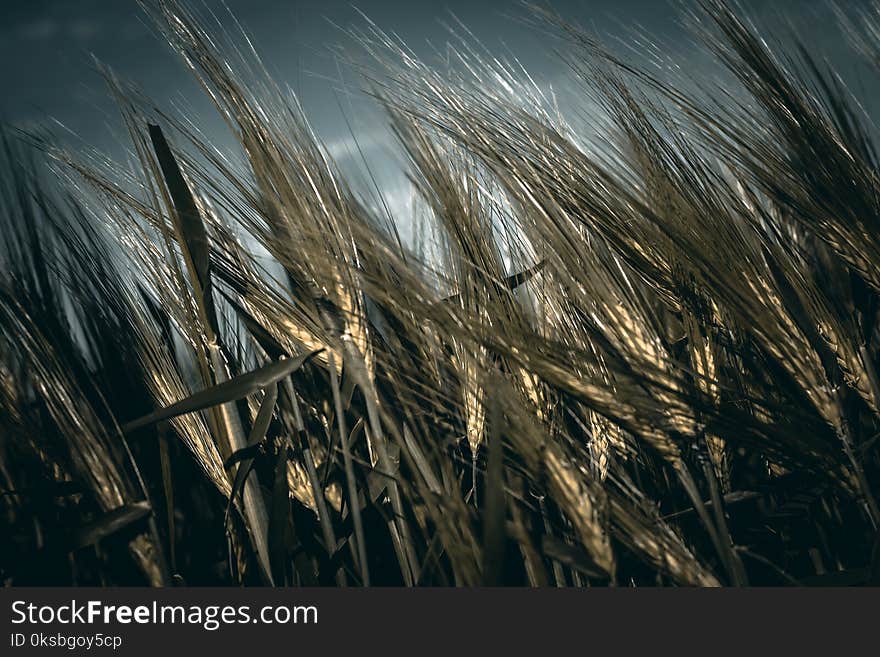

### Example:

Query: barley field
xmin=2 ymin=0 xmax=880 ymax=586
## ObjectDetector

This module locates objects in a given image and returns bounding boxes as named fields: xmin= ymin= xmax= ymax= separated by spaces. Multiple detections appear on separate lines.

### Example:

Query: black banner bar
xmin=0 ymin=588 xmax=875 ymax=655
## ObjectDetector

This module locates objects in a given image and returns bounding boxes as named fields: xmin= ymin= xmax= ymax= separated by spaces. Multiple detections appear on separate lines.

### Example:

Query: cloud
xmin=378 ymin=184 xmax=415 ymax=218
xmin=68 ymin=20 xmax=101 ymax=41
xmin=17 ymin=19 xmax=59 ymax=41
xmin=14 ymin=18 xmax=102 ymax=42
xmin=324 ymin=131 xmax=387 ymax=162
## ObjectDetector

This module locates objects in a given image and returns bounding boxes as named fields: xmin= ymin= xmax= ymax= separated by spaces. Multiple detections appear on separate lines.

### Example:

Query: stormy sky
xmin=0 ymin=0 xmax=875 ymax=228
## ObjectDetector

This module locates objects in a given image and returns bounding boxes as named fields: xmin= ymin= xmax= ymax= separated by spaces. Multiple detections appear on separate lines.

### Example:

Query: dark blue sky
xmin=0 ymin=1 xmax=873 ymax=225
xmin=0 ymin=2 xmax=671 ymax=142
xmin=2 ymin=1 xmax=867 ymax=139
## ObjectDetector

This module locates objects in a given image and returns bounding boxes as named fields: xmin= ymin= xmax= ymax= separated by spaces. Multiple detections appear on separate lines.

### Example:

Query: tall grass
xmin=3 ymin=0 xmax=880 ymax=585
